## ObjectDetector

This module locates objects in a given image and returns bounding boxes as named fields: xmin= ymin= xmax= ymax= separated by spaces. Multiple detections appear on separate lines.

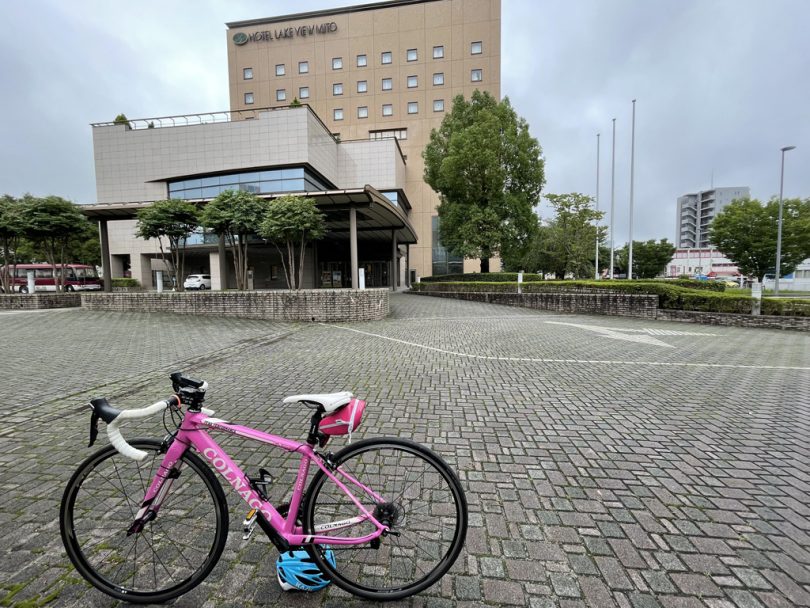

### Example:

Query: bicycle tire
xmin=302 ymin=437 xmax=467 ymax=601
xmin=60 ymin=438 xmax=229 ymax=603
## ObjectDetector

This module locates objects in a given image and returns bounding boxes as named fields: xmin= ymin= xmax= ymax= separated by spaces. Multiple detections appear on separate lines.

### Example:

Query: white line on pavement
xmin=322 ymin=324 xmax=810 ymax=372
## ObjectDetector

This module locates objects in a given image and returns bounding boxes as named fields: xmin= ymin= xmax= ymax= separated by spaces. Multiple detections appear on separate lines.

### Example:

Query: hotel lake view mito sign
xmin=233 ymin=22 xmax=338 ymax=45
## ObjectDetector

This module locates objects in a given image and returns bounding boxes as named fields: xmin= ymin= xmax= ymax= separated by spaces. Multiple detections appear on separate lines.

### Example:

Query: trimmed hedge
xmin=423 ymin=273 xmax=725 ymax=292
xmin=762 ymin=298 xmax=810 ymax=317
xmin=111 ymin=278 xmax=140 ymax=288
xmin=412 ymin=280 xmax=809 ymax=317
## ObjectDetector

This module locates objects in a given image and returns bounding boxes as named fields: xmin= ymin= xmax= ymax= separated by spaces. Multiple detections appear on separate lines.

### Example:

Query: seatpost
xmin=307 ymin=409 xmax=324 ymax=446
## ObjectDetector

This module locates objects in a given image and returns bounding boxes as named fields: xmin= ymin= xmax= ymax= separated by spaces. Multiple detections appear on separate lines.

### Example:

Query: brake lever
xmin=88 ymin=411 xmax=99 ymax=448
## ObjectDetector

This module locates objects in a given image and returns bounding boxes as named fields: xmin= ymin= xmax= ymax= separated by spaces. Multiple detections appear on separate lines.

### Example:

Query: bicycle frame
xmin=134 ymin=409 xmax=388 ymax=549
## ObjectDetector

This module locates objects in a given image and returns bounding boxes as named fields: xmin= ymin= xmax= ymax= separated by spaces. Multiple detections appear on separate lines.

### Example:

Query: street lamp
xmin=774 ymin=145 xmax=796 ymax=296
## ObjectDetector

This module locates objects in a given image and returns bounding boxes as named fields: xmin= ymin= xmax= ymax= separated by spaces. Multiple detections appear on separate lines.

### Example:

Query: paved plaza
xmin=1 ymin=294 xmax=809 ymax=607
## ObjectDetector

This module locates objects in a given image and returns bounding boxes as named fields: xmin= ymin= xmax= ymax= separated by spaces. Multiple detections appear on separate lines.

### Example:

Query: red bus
xmin=1 ymin=264 xmax=102 ymax=293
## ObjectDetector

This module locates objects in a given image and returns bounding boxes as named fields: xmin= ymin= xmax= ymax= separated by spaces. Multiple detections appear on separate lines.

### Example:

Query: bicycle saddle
xmin=282 ymin=391 xmax=353 ymax=413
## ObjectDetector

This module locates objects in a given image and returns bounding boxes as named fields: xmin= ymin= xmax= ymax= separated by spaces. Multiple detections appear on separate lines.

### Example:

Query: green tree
xmin=289 ymin=97 xmax=302 ymax=108
xmin=114 ymin=113 xmax=131 ymax=128
xmin=257 ymin=195 xmax=326 ymax=289
xmin=0 ymin=195 xmax=26 ymax=292
xmin=710 ymin=197 xmax=810 ymax=279
xmin=136 ymin=199 xmax=200 ymax=291
xmin=615 ymin=239 xmax=676 ymax=279
xmin=22 ymin=195 xmax=93 ymax=292
xmin=541 ymin=193 xmax=604 ymax=279
xmin=423 ymin=90 xmax=545 ymax=273
xmin=200 ymin=190 xmax=266 ymax=290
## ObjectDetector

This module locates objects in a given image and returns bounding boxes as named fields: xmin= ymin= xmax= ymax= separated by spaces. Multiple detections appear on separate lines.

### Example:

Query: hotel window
xmin=433 ymin=45 xmax=444 ymax=59
xmin=432 ymin=216 xmax=463 ymax=275
xmin=407 ymin=75 xmax=418 ymax=88
xmin=433 ymin=99 xmax=445 ymax=112
xmin=357 ymin=80 xmax=368 ymax=93
xmin=332 ymin=57 xmax=343 ymax=70
xmin=275 ymin=64 xmax=285 ymax=76
xmin=369 ymin=128 xmax=407 ymax=140
xmin=471 ymin=69 xmax=483 ymax=82
xmin=276 ymin=89 xmax=286 ymax=102
xmin=433 ymin=72 xmax=444 ymax=86
xmin=381 ymin=51 xmax=392 ymax=64
xmin=407 ymin=48 xmax=418 ymax=62
xmin=471 ymin=41 xmax=483 ymax=55
xmin=298 ymin=61 xmax=309 ymax=74
xmin=244 ymin=92 xmax=254 ymax=105
xmin=299 ymin=86 xmax=310 ymax=99
xmin=243 ymin=67 xmax=253 ymax=80
xmin=358 ymin=106 xmax=369 ymax=119
xmin=408 ymin=101 xmax=418 ymax=114
xmin=334 ymin=108 xmax=344 ymax=121
xmin=333 ymin=83 xmax=343 ymax=96
xmin=382 ymin=104 xmax=393 ymax=116
xmin=357 ymin=54 xmax=367 ymax=67
xmin=382 ymin=78 xmax=393 ymax=91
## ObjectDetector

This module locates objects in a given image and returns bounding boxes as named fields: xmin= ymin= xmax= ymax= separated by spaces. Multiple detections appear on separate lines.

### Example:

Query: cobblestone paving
xmin=1 ymin=294 xmax=809 ymax=607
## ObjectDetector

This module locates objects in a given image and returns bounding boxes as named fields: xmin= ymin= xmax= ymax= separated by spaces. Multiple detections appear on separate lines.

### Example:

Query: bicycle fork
xmin=126 ymin=437 xmax=188 ymax=536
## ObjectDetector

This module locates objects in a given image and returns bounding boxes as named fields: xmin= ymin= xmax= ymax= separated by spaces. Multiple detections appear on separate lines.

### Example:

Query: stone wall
xmin=657 ymin=309 xmax=810 ymax=332
xmin=0 ymin=294 xmax=82 ymax=310
xmin=410 ymin=290 xmax=659 ymax=318
xmin=411 ymin=289 xmax=810 ymax=331
xmin=81 ymin=289 xmax=389 ymax=322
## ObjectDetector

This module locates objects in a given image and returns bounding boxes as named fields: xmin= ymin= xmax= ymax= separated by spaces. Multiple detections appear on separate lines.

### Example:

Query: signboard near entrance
xmin=358 ymin=268 xmax=366 ymax=290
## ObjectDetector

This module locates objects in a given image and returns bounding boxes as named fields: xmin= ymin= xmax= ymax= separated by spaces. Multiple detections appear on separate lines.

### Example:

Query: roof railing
xmin=90 ymin=104 xmax=331 ymax=135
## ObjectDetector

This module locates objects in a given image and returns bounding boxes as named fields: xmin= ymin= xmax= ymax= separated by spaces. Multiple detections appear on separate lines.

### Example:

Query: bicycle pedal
xmin=242 ymin=508 xmax=258 ymax=541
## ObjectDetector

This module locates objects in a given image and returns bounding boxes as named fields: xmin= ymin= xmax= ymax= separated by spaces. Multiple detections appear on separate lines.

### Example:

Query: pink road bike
xmin=59 ymin=373 xmax=467 ymax=603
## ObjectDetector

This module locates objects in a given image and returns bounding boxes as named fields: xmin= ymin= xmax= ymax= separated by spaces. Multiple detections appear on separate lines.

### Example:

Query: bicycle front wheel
xmin=60 ymin=439 xmax=229 ymax=603
xmin=303 ymin=437 xmax=467 ymax=601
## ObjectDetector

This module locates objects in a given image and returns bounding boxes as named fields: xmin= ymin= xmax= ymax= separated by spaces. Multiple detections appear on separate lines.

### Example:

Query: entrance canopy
xmin=80 ymin=185 xmax=417 ymax=245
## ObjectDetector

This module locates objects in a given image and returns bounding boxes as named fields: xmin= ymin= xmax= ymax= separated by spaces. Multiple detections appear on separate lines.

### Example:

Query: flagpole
xmin=628 ymin=99 xmax=636 ymax=280
xmin=595 ymin=132 xmax=600 ymax=280
xmin=609 ymin=118 xmax=616 ymax=279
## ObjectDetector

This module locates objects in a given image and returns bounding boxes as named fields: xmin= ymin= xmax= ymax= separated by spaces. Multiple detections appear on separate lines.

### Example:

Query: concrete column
xmin=133 ymin=254 xmax=153 ymax=290
xmin=218 ymin=235 xmax=228 ymax=290
xmin=391 ymin=230 xmax=398 ymax=291
xmin=209 ymin=251 xmax=222 ymax=290
xmin=108 ymin=255 xmax=124 ymax=279
xmin=405 ymin=245 xmax=410 ymax=287
xmin=98 ymin=220 xmax=112 ymax=292
xmin=350 ymin=208 xmax=358 ymax=289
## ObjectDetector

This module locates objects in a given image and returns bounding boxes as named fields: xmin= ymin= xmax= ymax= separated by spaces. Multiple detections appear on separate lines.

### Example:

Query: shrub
xmin=412 ymin=279 xmax=810 ymax=317
xmin=111 ymin=278 xmax=140 ymax=288
xmin=762 ymin=298 xmax=810 ymax=317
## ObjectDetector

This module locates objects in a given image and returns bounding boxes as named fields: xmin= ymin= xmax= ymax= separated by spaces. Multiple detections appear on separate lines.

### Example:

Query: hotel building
xmin=83 ymin=0 xmax=501 ymax=290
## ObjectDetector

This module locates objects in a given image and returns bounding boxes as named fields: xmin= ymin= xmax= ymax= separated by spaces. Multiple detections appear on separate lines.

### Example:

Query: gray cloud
xmin=1 ymin=0 xmax=807 ymax=246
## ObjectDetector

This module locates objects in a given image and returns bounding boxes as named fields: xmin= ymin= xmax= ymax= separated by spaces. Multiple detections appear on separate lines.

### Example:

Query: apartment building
xmin=675 ymin=187 xmax=750 ymax=248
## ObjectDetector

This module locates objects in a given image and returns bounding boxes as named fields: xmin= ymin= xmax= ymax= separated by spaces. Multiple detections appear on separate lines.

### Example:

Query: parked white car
xmin=183 ymin=274 xmax=212 ymax=290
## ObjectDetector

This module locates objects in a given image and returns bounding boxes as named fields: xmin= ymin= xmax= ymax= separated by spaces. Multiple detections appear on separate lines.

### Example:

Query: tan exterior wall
xmin=227 ymin=0 xmax=501 ymax=277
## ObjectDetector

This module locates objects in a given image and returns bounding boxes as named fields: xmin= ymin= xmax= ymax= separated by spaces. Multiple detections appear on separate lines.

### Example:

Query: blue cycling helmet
xmin=276 ymin=549 xmax=335 ymax=592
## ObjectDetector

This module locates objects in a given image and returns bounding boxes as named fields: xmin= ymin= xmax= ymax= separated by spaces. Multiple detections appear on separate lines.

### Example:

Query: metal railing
xmin=91 ymin=105 xmax=314 ymax=131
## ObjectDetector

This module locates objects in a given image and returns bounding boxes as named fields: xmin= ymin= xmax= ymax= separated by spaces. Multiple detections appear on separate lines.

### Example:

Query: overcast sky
xmin=1 ymin=0 xmax=808 ymax=245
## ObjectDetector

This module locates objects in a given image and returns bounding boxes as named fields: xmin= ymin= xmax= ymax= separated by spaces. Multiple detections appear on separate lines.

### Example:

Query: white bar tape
xmin=107 ymin=400 xmax=169 ymax=461
xmin=106 ymin=400 xmax=216 ymax=461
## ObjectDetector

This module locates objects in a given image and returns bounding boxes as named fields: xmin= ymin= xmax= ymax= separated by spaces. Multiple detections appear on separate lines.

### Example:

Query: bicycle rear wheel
xmin=302 ymin=437 xmax=467 ymax=601
xmin=60 ymin=439 xmax=229 ymax=603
